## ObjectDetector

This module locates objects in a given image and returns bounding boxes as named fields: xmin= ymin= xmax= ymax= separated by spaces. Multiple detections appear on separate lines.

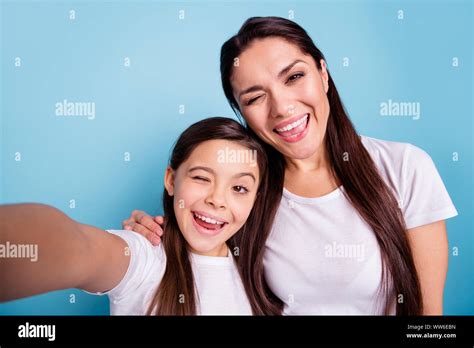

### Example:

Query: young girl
xmin=0 ymin=117 xmax=283 ymax=315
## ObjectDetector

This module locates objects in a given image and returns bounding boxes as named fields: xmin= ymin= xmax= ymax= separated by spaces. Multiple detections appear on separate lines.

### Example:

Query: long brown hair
xmin=146 ymin=117 xmax=284 ymax=315
xmin=220 ymin=16 xmax=422 ymax=315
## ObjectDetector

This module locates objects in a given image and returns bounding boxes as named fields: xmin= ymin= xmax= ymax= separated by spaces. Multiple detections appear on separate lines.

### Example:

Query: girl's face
xmin=230 ymin=37 xmax=330 ymax=160
xmin=165 ymin=139 xmax=260 ymax=257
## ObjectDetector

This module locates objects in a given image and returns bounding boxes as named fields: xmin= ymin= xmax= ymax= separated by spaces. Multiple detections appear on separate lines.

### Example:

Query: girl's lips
xmin=273 ymin=113 xmax=310 ymax=143
xmin=191 ymin=213 xmax=227 ymax=236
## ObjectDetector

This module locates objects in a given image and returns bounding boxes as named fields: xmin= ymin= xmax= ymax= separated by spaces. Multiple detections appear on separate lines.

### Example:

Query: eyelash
xmin=233 ymin=185 xmax=249 ymax=194
xmin=287 ymin=72 xmax=304 ymax=83
xmin=246 ymin=72 xmax=305 ymax=106
xmin=192 ymin=177 xmax=249 ymax=194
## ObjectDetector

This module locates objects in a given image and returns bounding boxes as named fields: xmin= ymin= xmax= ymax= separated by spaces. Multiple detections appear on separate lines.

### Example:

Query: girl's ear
xmin=164 ymin=166 xmax=175 ymax=196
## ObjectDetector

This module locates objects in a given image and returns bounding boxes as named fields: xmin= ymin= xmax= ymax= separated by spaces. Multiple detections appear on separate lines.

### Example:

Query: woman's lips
xmin=273 ymin=113 xmax=310 ymax=143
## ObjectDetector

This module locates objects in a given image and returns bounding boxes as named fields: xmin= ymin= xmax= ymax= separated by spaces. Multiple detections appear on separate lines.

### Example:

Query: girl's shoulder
xmin=107 ymin=229 xmax=166 ymax=262
xmin=101 ymin=230 xmax=166 ymax=301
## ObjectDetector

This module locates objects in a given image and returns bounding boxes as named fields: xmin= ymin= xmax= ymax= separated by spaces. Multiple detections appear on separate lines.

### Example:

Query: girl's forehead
xmin=181 ymin=140 xmax=260 ymax=177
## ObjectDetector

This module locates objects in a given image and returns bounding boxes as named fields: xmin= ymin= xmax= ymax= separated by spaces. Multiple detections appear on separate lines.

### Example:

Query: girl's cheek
xmin=232 ymin=197 xmax=256 ymax=224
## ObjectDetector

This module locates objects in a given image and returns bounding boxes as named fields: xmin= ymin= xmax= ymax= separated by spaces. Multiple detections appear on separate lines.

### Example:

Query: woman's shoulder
xmin=360 ymin=135 xmax=432 ymax=169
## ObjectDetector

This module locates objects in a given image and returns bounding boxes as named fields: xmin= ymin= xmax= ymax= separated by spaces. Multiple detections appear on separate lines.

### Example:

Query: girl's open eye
xmin=287 ymin=72 xmax=304 ymax=83
xmin=246 ymin=95 xmax=262 ymax=106
xmin=233 ymin=185 xmax=249 ymax=194
xmin=192 ymin=176 xmax=210 ymax=182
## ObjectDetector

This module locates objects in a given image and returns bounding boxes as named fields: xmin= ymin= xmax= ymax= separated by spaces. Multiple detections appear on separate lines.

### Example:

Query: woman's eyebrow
xmin=189 ymin=166 xmax=256 ymax=183
xmin=277 ymin=59 xmax=307 ymax=79
xmin=238 ymin=59 xmax=307 ymax=100
xmin=239 ymin=85 xmax=264 ymax=99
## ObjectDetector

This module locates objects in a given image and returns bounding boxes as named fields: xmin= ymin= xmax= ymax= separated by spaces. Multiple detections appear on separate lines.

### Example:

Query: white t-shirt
xmin=263 ymin=136 xmax=458 ymax=315
xmin=86 ymin=230 xmax=252 ymax=315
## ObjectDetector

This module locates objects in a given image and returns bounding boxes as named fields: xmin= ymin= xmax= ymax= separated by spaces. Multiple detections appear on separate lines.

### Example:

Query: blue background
xmin=1 ymin=0 xmax=472 ymax=315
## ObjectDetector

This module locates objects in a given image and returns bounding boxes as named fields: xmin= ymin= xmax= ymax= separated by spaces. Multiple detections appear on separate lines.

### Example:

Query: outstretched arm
xmin=0 ymin=203 xmax=130 ymax=302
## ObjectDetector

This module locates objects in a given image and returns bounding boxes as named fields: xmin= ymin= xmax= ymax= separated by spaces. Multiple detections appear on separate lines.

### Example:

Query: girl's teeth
xmin=194 ymin=213 xmax=224 ymax=225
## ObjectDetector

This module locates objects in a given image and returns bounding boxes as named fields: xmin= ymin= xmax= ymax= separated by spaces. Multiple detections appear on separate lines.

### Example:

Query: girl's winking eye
xmin=192 ymin=176 xmax=210 ymax=182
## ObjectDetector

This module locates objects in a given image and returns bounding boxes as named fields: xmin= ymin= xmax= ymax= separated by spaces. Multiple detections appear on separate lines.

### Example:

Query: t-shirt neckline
xmin=190 ymin=247 xmax=234 ymax=267
xmin=282 ymin=185 xmax=344 ymax=205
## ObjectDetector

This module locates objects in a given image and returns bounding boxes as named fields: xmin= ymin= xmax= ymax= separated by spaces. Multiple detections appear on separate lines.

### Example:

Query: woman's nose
xmin=269 ymin=95 xmax=295 ymax=119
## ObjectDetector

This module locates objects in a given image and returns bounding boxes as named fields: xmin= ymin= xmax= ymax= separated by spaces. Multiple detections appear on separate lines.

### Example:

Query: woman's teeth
xmin=275 ymin=114 xmax=309 ymax=133
xmin=193 ymin=212 xmax=225 ymax=225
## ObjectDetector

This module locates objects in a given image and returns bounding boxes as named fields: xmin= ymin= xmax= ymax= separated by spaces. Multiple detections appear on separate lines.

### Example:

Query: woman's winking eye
xmin=246 ymin=95 xmax=262 ymax=106
xmin=245 ymin=71 xmax=305 ymax=106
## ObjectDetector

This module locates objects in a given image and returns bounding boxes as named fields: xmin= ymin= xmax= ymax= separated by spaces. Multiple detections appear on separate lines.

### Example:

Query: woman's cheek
xmin=246 ymin=112 xmax=265 ymax=133
xmin=299 ymin=80 xmax=321 ymax=103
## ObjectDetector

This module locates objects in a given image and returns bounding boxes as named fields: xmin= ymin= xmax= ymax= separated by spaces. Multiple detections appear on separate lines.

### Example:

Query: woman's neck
xmin=283 ymin=143 xmax=340 ymax=198
xmin=284 ymin=142 xmax=330 ymax=173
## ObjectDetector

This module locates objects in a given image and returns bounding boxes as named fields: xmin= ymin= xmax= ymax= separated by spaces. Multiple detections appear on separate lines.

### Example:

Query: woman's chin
xmin=280 ymin=139 xmax=321 ymax=160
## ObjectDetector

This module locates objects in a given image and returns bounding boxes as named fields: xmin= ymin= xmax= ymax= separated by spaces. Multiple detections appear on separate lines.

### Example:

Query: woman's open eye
xmin=287 ymin=72 xmax=304 ymax=83
xmin=246 ymin=95 xmax=262 ymax=106
xmin=192 ymin=176 xmax=210 ymax=182
xmin=233 ymin=185 xmax=249 ymax=194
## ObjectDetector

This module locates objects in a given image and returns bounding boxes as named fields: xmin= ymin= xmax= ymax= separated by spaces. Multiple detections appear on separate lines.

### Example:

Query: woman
xmin=123 ymin=17 xmax=458 ymax=315
xmin=0 ymin=117 xmax=283 ymax=315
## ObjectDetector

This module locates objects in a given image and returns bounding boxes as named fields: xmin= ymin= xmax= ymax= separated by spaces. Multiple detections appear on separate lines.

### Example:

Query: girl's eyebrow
xmin=238 ymin=59 xmax=307 ymax=100
xmin=188 ymin=166 xmax=256 ymax=183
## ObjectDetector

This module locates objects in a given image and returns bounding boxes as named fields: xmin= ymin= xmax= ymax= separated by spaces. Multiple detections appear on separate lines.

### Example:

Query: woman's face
xmin=230 ymin=37 xmax=330 ymax=160
xmin=165 ymin=139 xmax=260 ymax=257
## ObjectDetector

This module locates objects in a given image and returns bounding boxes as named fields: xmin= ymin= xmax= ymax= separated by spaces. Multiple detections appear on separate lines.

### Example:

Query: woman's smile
xmin=273 ymin=113 xmax=311 ymax=143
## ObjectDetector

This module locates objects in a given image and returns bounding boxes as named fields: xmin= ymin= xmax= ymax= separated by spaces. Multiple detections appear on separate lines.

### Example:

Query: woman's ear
xmin=320 ymin=59 xmax=329 ymax=93
xmin=164 ymin=166 xmax=175 ymax=196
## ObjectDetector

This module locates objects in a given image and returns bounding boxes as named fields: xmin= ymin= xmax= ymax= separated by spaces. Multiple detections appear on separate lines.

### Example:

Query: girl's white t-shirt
xmin=87 ymin=230 xmax=252 ymax=315
xmin=263 ymin=136 xmax=458 ymax=315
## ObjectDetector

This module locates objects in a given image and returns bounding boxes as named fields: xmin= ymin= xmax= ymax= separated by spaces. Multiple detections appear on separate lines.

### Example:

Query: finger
xmin=154 ymin=216 xmax=164 ymax=225
xmin=122 ymin=219 xmax=131 ymax=229
xmin=138 ymin=214 xmax=161 ymax=235
xmin=131 ymin=210 xmax=146 ymax=222
xmin=124 ymin=225 xmax=132 ymax=231
xmin=151 ymin=235 xmax=161 ymax=246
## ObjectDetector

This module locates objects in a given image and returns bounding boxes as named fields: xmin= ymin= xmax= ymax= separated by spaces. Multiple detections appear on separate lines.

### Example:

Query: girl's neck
xmin=191 ymin=243 xmax=229 ymax=257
